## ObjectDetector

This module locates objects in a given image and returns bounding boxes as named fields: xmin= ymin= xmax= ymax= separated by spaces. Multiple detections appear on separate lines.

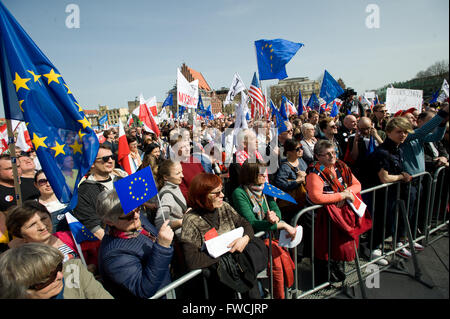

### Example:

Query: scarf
xmin=313 ymin=159 xmax=353 ymax=193
xmin=244 ymin=184 xmax=266 ymax=220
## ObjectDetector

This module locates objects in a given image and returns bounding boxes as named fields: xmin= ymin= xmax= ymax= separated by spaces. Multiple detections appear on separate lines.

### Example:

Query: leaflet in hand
xmin=205 ymin=227 xmax=244 ymax=258
xmin=279 ymin=225 xmax=303 ymax=248
xmin=347 ymin=191 xmax=366 ymax=217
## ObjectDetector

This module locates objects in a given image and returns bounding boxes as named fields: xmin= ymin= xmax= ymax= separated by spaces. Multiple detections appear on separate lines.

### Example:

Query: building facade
xmin=269 ymin=77 xmax=321 ymax=107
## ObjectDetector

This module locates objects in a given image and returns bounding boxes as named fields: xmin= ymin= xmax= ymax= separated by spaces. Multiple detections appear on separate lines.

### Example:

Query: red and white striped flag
xmin=117 ymin=120 xmax=132 ymax=175
xmin=138 ymin=94 xmax=160 ymax=137
xmin=0 ymin=124 xmax=8 ymax=154
xmin=249 ymin=72 xmax=265 ymax=119
xmin=15 ymin=122 xmax=32 ymax=152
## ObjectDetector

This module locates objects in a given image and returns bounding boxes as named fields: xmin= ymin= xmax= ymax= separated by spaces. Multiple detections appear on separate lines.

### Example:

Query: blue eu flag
xmin=306 ymin=93 xmax=320 ymax=112
xmin=330 ymin=101 xmax=339 ymax=117
xmin=319 ymin=70 xmax=344 ymax=105
xmin=298 ymin=89 xmax=304 ymax=116
xmin=263 ymin=182 xmax=297 ymax=204
xmin=162 ymin=93 xmax=173 ymax=107
xmin=98 ymin=114 xmax=108 ymax=126
xmin=280 ymin=96 xmax=289 ymax=120
xmin=270 ymin=100 xmax=288 ymax=134
xmin=197 ymin=93 xmax=207 ymax=117
xmin=255 ymin=39 xmax=303 ymax=80
xmin=114 ymin=166 xmax=158 ymax=214
xmin=0 ymin=2 xmax=99 ymax=210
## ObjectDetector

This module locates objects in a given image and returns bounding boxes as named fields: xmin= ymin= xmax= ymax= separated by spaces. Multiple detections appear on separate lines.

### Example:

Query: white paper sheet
xmin=279 ymin=225 xmax=303 ymax=248
xmin=205 ymin=227 xmax=244 ymax=258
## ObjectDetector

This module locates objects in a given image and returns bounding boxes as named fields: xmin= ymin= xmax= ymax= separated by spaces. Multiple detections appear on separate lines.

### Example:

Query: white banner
xmin=364 ymin=91 xmax=375 ymax=99
xmin=385 ymin=88 xmax=423 ymax=114
xmin=177 ymin=68 xmax=198 ymax=109
xmin=442 ymin=79 xmax=449 ymax=97
xmin=224 ymin=73 xmax=246 ymax=105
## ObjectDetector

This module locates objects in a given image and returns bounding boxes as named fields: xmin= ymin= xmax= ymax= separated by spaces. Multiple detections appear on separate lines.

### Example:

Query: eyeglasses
xmin=95 ymin=155 xmax=114 ymax=162
xmin=318 ymin=151 xmax=336 ymax=157
xmin=29 ymin=262 xmax=63 ymax=291
xmin=329 ymin=125 xmax=337 ymax=129
xmin=209 ymin=188 xmax=224 ymax=197
xmin=37 ymin=178 xmax=49 ymax=186
xmin=118 ymin=209 xmax=140 ymax=221
xmin=295 ymin=147 xmax=303 ymax=151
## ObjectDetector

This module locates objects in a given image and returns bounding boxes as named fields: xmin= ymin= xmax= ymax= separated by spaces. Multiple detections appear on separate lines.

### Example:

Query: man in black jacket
xmin=73 ymin=144 xmax=127 ymax=240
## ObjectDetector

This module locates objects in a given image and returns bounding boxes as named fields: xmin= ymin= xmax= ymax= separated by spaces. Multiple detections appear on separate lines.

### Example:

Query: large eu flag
xmin=255 ymin=39 xmax=303 ymax=81
xmin=0 ymin=2 xmax=99 ymax=210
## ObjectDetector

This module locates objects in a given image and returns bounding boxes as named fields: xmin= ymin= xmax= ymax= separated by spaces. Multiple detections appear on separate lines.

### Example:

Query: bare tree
xmin=415 ymin=60 xmax=449 ymax=78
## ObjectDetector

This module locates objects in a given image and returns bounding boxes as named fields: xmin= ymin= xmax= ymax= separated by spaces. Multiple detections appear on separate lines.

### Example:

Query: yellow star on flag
xmin=51 ymin=141 xmax=66 ymax=157
xmin=69 ymin=140 xmax=83 ymax=154
xmin=75 ymin=102 xmax=83 ymax=112
xmin=78 ymin=129 xmax=86 ymax=140
xmin=27 ymin=70 xmax=41 ymax=83
xmin=19 ymin=100 xmax=24 ymax=112
xmin=64 ymin=84 xmax=72 ymax=94
xmin=78 ymin=117 xmax=92 ymax=129
xmin=12 ymin=73 xmax=31 ymax=92
xmin=43 ymin=68 xmax=62 ymax=85
xmin=31 ymin=133 xmax=47 ymax=150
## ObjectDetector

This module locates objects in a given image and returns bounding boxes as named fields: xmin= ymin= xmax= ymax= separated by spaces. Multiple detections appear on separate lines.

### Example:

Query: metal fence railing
xmin=150 ymin=169 xmax=448 ymax=299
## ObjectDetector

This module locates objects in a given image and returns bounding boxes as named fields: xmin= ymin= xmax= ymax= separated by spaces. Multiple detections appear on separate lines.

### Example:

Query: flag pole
xmin=6 ymin=119 xmax=22 ymax=207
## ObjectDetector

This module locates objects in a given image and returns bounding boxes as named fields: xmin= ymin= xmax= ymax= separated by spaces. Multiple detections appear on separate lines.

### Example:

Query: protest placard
xmin=385 ymin=88 xmax=423 ymax=114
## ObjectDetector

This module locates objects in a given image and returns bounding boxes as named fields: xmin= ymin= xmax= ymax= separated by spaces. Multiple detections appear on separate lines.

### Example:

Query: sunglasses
xmin=319 ymin=151 xmax=336 ymax=157
xmin=296 ymin=146 xmax=303 ymax=151
xmin=95 ymin=155 xmax=114 ymax=162
xmin=118 ymin=209 xmax=140 ymax=221
xmin=29 ymin=262 xmax=63 ymax=291
xmin=209 ymin=188 xmax=224 ymax=197
xmin=37 ymin=178 xmax=49 ymax=186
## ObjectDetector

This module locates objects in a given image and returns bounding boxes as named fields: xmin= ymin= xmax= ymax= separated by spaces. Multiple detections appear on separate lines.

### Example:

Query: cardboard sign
xmin=385 ymin=88 xmax=423 ymax=114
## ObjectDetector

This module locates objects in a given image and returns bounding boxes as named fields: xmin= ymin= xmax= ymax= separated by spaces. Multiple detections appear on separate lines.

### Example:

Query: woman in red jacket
xmin=305 ymin=140 xmax=372 ymax=284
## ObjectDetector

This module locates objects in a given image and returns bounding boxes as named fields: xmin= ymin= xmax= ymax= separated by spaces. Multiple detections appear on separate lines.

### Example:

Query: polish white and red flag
xmin=15 ymin=122 xmax=33 ymax=152
xmin=145 ymin=96 xmax=158 ymax=117
xmin=285 ymin=97 xmax=297 ymax=116
xmin=117 ymin=120 xmax=133 ymax=175
xmin=0 ymin=124 xmax=8 ymax=154
xmin=138 ymin=94 xmax=160 ymax=137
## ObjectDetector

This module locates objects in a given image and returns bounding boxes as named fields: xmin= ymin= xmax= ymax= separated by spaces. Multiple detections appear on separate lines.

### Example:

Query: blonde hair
xmin=0 ymin=243 xmax=63 ymax=298
xmin=385 ymin=117 xmax=414 ymax=133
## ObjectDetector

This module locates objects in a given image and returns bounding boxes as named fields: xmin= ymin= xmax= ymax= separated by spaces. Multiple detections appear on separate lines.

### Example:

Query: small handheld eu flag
xmin=114 ymin=166 xmax=158 ymax=214
xmin=263 ymin=182 xmax=297 ymax=204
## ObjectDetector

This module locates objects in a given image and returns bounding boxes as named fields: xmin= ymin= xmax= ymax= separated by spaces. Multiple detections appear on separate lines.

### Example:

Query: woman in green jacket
xmin=231 ymin=159 xmax=297 ymax=237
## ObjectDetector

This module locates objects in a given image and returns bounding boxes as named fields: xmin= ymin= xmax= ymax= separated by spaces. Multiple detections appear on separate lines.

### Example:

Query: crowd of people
xmin=0 ymin=95 xmax=448 ymax=299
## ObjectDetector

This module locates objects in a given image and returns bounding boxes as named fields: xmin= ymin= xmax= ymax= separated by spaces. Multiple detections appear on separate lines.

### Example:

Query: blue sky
xmin=1 ymin=0 xmax=449 ymax=117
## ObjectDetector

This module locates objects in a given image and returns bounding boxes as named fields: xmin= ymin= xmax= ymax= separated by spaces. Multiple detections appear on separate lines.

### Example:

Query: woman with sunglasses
xmin=96 ymin=189 xmax=174 ymax=299
xmin=34 ymin=170 xmax=68 ymax=232
xmin=274 ymin=139 xmax=308 ymax=220
xmin=0 ymin=243 xmax=112 ymax=299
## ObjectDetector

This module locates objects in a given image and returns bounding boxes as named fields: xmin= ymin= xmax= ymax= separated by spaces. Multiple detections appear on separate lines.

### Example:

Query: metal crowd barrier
xmin=150 ymin=169 xmax=448 ymax=299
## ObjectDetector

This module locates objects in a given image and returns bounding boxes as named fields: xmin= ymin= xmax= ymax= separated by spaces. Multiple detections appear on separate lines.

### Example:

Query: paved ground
xmin=332 ymin=233 xmax=449 ymax=299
